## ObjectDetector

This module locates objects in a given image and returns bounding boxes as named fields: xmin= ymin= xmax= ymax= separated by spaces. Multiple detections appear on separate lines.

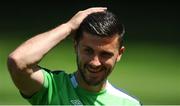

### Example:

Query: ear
xmin=116 ymin=46 xmax=125 ymax=62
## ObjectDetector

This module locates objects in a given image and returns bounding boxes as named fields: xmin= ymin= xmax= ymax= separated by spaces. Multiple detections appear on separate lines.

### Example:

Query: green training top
xmin=23 ymin=68 xmax=141 ymax=105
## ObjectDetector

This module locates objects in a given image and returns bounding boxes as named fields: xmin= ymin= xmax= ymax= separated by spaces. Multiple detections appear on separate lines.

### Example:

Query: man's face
xmin=76 ymin=32 xmax=124 ymax=86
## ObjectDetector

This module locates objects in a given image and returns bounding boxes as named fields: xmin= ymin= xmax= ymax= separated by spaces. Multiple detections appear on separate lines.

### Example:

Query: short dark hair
xmin=75 ymin=11 xmax=125 ymax=48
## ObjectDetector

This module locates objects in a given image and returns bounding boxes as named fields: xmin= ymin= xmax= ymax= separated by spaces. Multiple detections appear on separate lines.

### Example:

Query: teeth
xmin=87 ymin=67 xmax=101 ymax=73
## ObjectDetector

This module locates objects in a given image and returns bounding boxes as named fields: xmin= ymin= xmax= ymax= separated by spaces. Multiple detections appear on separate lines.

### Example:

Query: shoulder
xmin=106 ymin=82 xmax=140 ymax=105
xmin=41 ymin=67 xmax=68 ymax=77
xmin=40 ymin=67 xmax=71 ymax=84
xmin=40 ymin=67 xmax=74 ymax=89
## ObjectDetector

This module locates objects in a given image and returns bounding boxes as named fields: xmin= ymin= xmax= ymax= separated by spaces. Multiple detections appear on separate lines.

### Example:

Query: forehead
xmin=79 ymin=32 xmax=119 ymax=51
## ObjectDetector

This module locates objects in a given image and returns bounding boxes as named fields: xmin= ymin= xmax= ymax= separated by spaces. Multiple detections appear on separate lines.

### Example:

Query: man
xmin=7 ymin=7 xmax=141 ymax=105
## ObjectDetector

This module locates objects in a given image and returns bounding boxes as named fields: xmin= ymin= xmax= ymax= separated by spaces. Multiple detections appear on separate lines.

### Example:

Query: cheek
xmin=104 ymin=58 xmax=116 ymax=68
xmin=113 ymin=52 xmax=120 ymax=62
xmin=78 ymin=52 xmax=90 ymax=64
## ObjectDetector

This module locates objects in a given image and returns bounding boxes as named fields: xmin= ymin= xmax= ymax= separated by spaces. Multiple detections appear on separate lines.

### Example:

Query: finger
xmin=85 ymin=7 xmax=107 ymax=14
xmin=87 ymin=7 xmax=107 ymax=11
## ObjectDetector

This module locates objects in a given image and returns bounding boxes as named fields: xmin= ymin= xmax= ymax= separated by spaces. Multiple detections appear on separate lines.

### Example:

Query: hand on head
xmin=67 ymin=7 xmax=107 ymax=33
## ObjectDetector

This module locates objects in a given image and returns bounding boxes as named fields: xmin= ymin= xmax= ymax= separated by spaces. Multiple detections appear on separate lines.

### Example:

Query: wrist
xmin=61 ymin=23 xmax=72 ymax=35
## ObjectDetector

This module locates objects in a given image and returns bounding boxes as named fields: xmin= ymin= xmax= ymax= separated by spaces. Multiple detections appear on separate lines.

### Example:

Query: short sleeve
xmin=22 ymin=67 xmax=72 ymax=105
xmin=25 ymin=68 xmax=52 ymax=104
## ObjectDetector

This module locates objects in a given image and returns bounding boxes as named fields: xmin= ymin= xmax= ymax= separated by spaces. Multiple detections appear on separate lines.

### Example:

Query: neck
xmin=75 ymin=71 xmax=107 ymax=92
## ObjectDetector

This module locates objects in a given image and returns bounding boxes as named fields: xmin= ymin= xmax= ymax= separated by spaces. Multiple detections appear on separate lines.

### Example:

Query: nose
xmin=89 ymin=55 xmax=101 ymax=68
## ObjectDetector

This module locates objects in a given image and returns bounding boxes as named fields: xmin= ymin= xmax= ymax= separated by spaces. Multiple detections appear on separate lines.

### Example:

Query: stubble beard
xmin=76 ymin=57 xmax=113 ymax=86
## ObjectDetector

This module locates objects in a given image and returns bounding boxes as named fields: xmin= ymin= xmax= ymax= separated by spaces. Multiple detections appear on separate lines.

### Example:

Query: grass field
xmin=0 ymin=32 xmax=180 ymax=105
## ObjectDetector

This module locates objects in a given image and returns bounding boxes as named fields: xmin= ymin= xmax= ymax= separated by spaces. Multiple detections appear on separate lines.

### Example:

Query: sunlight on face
xmin=76 ymin=32 xmax=122 ymax=86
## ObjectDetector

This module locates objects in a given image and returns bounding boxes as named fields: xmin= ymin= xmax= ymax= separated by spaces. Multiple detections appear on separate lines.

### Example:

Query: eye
xmin=101 ymin=52 xmax=114 ymax=59
xmin=84 ymin=48 xmax=93 ymax=55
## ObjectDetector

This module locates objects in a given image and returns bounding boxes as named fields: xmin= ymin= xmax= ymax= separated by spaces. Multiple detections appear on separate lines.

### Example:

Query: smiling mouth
xmin=87 ymin=67 xmax=102 ymax=73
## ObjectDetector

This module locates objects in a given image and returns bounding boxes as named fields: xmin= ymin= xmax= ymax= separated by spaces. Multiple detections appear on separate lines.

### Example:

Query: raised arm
xmin=7 ymin=7 xmax=107 ymax=97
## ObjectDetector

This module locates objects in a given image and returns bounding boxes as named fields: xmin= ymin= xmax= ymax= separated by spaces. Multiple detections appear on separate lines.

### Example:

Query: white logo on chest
xmin=70 ymin=99 xmax=83 ymax=105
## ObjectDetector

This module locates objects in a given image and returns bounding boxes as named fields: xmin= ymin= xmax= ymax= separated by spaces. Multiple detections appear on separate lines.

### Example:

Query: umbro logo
xmin=70 ymin=99 xmax=83 ymax=105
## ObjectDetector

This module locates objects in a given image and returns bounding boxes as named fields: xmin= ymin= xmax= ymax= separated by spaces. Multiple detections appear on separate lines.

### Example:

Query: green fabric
xmin=25 ymin=68 xmax=141 ymax=105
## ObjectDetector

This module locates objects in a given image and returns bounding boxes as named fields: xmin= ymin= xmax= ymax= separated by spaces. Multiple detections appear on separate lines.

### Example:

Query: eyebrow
xmin=82 ymin=45 xmax=92 ymax=49
xmin=101 ymin=50 xmax=114 ymax=56
xmin=82 ymin=45 xmax=114 ymax=55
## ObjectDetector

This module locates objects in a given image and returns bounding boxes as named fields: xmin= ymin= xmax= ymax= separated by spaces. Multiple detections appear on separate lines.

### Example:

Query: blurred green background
xmin=0 ymin=1 xmax=180 ymax=105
